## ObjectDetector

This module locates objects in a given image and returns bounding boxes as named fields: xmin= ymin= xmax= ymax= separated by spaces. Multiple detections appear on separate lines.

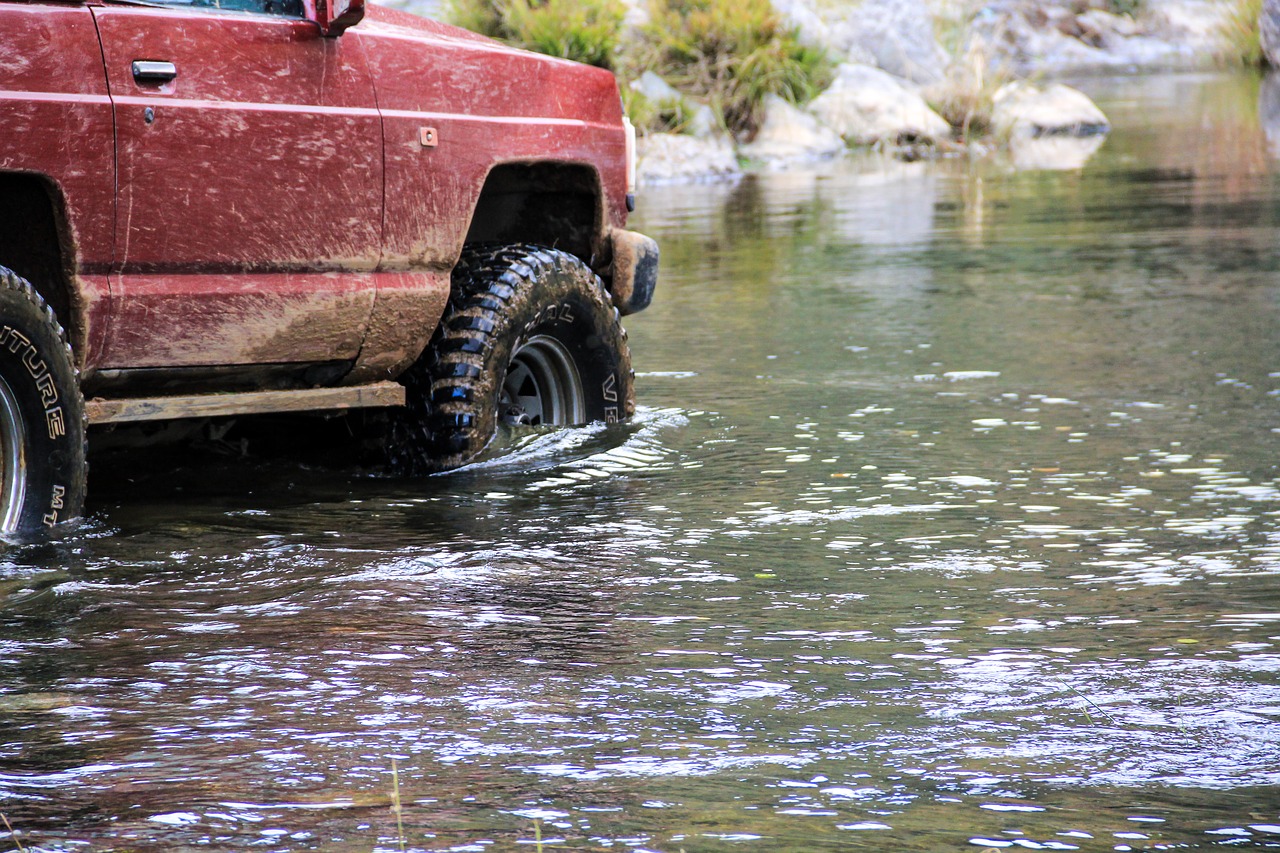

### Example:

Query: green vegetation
xmin=1103 ymin=0 xmax=1143 ymax=17
xmin=1219 ymin=0 xmax=1265 ymax=66
xmin=632 ymin=0 xmax=833 ymax=136
xmin=449 ymin=0 xmax=832 ymax=138
xmin=447 ymin=0 xmax=627 ymax=69
xmin=621 ymin=86 xmax=703 ymax=135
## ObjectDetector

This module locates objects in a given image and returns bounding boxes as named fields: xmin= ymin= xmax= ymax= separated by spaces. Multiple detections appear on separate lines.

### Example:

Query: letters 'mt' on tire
xmin=0 ymin=267 xmax=87 ymax=536
xmin=398 ymin=244 xmax=636 ymax=472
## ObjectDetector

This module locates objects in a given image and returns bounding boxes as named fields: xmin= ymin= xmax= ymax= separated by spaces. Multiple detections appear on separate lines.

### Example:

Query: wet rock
xmin=992 ymin=81 xmax=1110 ymax=140
xmin=808 ymin=63 xmax=952 ymax=147
xmin=636 ymin=132 xmax=741 ymax=185
xmin=737 ymin=95 xmax=846 ymax=167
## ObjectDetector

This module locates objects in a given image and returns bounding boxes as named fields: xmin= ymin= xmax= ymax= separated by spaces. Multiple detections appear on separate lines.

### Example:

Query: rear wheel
xmin=396 ymin=244 xmax=635 ymax=472
xmin=0 ymin=267 xmax=86 ymax=536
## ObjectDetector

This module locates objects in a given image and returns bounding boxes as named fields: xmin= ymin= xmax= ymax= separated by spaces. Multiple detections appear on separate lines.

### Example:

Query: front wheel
xmin=397 ymin=244 xmax=635 ymax=472
xmin=0 ymin=267 xmax=86 ymax=536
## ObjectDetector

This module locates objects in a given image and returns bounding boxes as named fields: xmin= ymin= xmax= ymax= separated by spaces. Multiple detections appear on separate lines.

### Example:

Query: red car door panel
xmin=92 ymin=5 xmax=382 ymax=368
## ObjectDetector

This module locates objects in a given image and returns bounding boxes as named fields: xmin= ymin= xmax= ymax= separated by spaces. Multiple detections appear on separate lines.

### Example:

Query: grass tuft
xmin=1219 ymin=0 xmax=1265 ymax=67
xmin=447 ymin=0 xmax=627 ymax=69
xmin=927 ymin=38 xmax=1017 ymax=143
xmin=629 ymin=0 xmax=833 ymax=137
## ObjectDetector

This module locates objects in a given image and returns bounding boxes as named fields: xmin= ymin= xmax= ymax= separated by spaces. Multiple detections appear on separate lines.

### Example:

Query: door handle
xmin=131 ymin=60 xmax=177 ymax=83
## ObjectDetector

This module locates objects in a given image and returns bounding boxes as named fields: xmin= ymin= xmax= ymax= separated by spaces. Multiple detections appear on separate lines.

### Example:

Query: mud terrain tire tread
xmin=397 ymin=244 xmax=635 ymax=473
xmin=0 ymin=266 xmax=87 ymax=535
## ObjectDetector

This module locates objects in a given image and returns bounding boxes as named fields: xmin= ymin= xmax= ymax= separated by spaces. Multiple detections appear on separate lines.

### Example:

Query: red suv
xmin=0 ymin=0 xmax=658 ymax=535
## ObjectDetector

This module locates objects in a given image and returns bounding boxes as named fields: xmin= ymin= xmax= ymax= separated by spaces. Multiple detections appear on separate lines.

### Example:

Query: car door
xmin=92 ymin=0 xmax=383 ymax=371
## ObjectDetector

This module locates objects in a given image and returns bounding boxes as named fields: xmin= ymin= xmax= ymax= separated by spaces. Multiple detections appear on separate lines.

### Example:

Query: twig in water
xmin=1 ymin=814 xmax=26 ymax=853
xmin=391 ymin=758 xmax=406 ymax=852
xmin=534 ymin=818 xmax=544 ymax=852
xmin=1058 ymin=682 xmax=1118 ymax=725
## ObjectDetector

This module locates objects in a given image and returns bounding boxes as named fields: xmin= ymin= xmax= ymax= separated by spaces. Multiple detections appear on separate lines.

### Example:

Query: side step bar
xmin=86 ymin=381 xmax=406 ymax=425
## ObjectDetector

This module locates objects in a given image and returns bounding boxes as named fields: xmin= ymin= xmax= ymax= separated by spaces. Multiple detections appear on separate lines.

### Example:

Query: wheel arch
xmin=463 ymin=162 xmax=607 ymax=269
xmin=0 ymin=172 xmax=83 ymax=362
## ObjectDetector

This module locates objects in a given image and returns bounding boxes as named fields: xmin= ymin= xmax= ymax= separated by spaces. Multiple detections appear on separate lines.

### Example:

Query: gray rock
xmin=808 ymin=63 xmax=952 ymax=146
xmin=1260 ymin=72 xmax=1280 ymax=156
xmin=636 ymin=133 xmax=741 ymax=185
xmin=738 ymin=95 xmax=846 ymax=167
xmin=967 ymin=0 xmax=1226 ymax=75
xmin=992 ymin=81 xmax=1110 ymax=139
xmin=772 ymin=0 xmax=829 ymax=49
xmin=631 ymin=71 xmax=682 ymax=105
xmin=842 ymin=0 xmax=951 ymax=84
xmin=1264 ymin=0 xmax=1280 ymax=67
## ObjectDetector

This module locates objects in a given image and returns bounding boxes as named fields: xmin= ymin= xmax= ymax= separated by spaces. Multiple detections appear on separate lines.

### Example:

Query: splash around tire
xmin=395 ymin=244 xmax=635 ymax=473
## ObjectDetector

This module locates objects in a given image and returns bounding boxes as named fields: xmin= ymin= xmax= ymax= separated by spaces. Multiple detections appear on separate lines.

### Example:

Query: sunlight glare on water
xmin=2 ymin=72 xmax=1279 ymax=851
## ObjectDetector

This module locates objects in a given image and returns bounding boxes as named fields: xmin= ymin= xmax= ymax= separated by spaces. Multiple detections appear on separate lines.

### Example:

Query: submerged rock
xmin=737 ymin=94 xmax=846 ymax=167
xmin=992 ymin=81 xmax=1110 ymax=139
xmin=808 ymin=63 xmax=952 ymax=147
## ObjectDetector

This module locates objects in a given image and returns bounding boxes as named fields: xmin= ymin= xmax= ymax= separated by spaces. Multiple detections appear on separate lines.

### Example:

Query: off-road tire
xmin=397 ymin=244 xmax=635 ymax=472
xmin=0 ymin=267 xmax=86 ymax=536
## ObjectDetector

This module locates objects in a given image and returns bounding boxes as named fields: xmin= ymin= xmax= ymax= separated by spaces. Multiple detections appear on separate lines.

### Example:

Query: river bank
xmin=631 ymin=0 xmax=1240 ymax=182
xmin=386 ymin=0 xmax=1243 ymax=182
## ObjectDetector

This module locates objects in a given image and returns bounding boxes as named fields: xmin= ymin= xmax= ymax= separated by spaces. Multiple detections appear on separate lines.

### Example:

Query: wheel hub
xmin=500 ymin=335 xmax=585 ymax=427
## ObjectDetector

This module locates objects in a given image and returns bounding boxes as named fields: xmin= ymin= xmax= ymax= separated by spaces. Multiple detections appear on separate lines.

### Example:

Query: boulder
xmin=636 ymin=132 xmax=741 ymax=185
xmin=1264 ymin=0 xmax=1280 ymax=67
xmin=840 ymin=0 xmax=950 ymax=84
xmin=737 ymin=95 xmax=846 ymax=167
xmin=808 ymin=63 xmax=952 ymax=146
xmin=992 ymin=81 xmax=1110 ymax=140
xmin=1259 ymin=72 xmax=1280 ymax=157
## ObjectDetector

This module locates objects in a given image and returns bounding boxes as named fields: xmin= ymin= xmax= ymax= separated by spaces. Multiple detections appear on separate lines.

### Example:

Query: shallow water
xmin=3 ymin=72 xmax=1280 ymax=851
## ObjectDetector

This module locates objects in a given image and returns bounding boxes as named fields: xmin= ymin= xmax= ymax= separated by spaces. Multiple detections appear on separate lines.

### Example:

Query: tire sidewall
xmin=0 ymin=283 xmax=85 ymax=535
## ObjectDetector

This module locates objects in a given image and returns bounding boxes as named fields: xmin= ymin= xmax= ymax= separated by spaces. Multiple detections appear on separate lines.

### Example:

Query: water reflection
xmin=3 ymin=72 xmax=1280 ymax=851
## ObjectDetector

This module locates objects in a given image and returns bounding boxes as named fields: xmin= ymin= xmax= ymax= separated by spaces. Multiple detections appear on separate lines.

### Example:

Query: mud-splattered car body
xmin=0 ymin=0 xmax=656 ymax=532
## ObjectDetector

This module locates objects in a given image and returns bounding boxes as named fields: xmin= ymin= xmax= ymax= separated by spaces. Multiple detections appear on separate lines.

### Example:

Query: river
xmin=2 ymin=71 xmax=1278 ymax=851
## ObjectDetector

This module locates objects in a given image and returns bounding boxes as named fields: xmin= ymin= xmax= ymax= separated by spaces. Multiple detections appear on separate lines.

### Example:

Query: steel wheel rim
xmin=0 ymin=374 xmax=28 ymax=534
xmin=501 ymin=335 xmax=585 ymax=426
